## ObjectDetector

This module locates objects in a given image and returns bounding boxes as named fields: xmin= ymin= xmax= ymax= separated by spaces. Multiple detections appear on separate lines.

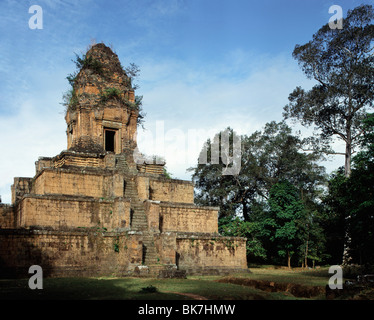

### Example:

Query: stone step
xmin=132 ymin=212 xmax=146 ymax=218
xmin=143 ymin=244 xmax=157 ymax=251
xmin=131 ymin=221 xmax=147 ymax=225
xmin=131 ymin=204 xmax=145 ymax=210
xmin=133 ymin=226 xmax=147 ymax=230
xmin=131 ymin=215 xmax=147 ymax=221
xmin=133 ymin=212 xmax=145 ymax=216
xmin=131 ymin=217 xmax=147 ymax=222
xmin=131 ymin=209 xmax=146 ymax=214
xmin=145 ymin=258 xmax=158 ymax=263
xmin=132 ymin=221 xmax=147 ymax=225
xmin=144 ymin=255 xmax=157 ymax=261
xmin=132 ymin=223 xmax=147 ymax=228
xmin=131 ymin=225 xmax=147 ymax=230
xmin=131 ymin=223 xmax=147 ymax=228
xmin=148 ymin=265 xmax=168 ymax=276
xmin=132 ymin=211 xmax=145 ymax=215
xmin=132 ymin=220 xmax=147 ymax=225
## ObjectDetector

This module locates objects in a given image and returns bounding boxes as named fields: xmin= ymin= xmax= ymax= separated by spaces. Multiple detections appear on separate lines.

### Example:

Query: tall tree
xmin=283 ymin=4 xmax=374 ymax=177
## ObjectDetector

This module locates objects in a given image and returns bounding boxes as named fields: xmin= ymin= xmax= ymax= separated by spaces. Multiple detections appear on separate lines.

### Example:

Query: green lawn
xmin=0 ymin=267 xmax=334 ymax=300
xmin=237 ymin=266 xmax=331 ymax=286
xmin=0 ymin=276 xmax=270 ymax=300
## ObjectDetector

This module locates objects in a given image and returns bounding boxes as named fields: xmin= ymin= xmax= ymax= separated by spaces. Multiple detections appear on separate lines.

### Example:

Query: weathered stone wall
xmin=35 ymin=157 xmax=53 ymax=175
xmin=136 ymin=175 xmax=150 ymax=200
xmin=33 ymin=168 xmax=123 ymax=198
xmin=0 ymin=229 xmax=143 ymax=278
xmin=176 ymin=234 xmax=248 ymax=275
xmin=13 ymin=195 xmax=130 ymax=231
xmin=137 ymin=164 xmax=164 ymax=175
xmin=68 ymin=108 xmax=129 ymax=154
xmin=0 ymin=204 xmax=15 ymax=229
xmin=144 ymin=201 xmax=160 ymax=232
xmin=11 ymin=177 xmax=33 ymax=204
xmin=135 ymin=175 xmax=194 ymax=203
xmin=53 ymin=153 xmax=105 ymax=169
xmin=159 ymin=203 xmax=219 ymax=233
xmin=66 ymin=100 xmax=137 ymax=154
xmin=153 ymin=232 xmax=177 ymax=265
xmin=149 ymin=178 xmax=194 ymax=203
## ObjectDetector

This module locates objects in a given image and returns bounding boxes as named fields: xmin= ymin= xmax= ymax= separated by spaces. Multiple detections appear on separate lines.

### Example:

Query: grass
xmin=238 ymin=266 xmax=330 ymax=287
xmin=0 ymin=276 xmax=271 ymax=300
xmin=0 ymin=266 xmax=343 ymax=300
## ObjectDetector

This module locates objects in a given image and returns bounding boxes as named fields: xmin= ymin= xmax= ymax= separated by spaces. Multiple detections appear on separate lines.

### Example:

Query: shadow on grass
xmin=0 ymin=277 xmax=189 ymax=300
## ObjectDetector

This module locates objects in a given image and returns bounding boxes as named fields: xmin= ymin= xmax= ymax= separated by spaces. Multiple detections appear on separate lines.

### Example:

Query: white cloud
xmin=136 ymin=52 xmax=317 ymax=180
xmin=0 ymin=99 xmax=66 ymax=204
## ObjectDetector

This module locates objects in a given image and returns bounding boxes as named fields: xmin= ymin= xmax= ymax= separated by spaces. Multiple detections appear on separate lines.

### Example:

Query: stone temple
xmin=0 ymin=43 xmax=247 ymax=278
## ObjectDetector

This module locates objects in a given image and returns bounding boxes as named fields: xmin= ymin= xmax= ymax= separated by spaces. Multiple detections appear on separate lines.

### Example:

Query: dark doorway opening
xmin=142 ymin=244 xmax=147 ymax=265
xmin=105 ymin=129 xmax=116 ymax=152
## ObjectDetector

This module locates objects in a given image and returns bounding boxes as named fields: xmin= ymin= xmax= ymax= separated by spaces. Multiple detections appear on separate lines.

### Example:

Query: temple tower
xmin=65 ymin=43 xmax=139 ymax=154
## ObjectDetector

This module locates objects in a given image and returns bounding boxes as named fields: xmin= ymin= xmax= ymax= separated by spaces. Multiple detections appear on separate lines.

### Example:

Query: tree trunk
xmin=304 ymin=239 xmax=309 ymax=268
xmin=242 ymin=199 xmax=249 ymax=221
xmin=345 ymin=140 xmax=352 ymax=177
xmin=304 ymin=224 xmax=309 ymax=268
xmin=342 ymin=128 xmax=352 ymax=264
xmin=287 ymin=251 xmax=291 ymax=269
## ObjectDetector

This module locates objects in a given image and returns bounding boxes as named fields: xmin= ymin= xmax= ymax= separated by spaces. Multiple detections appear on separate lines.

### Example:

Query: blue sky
xmin=0 ymin=0 xmax=372 ymax=203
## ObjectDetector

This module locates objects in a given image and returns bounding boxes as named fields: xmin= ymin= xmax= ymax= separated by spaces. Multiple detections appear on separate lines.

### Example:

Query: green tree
xmin=190 ymin=122 xmax=326 ymax=220
xmin=219 ymin=216 xmax=266 ymax=261
xmin=263 ymin=180 xmax=307 ymax=268
xmin=190 ymin=127 xmax=250 ymax=219
xmin=322 ymin=114 xmax=374 ymax=264
xmin=297 ymin=211 xmax=328 ymax=268
xmin=190 ymin=123 xmax=327 ymax=265
xmin=344 ymin=113 xmax=374 ymax=264
xmin=284 ymin=4 xmax=374 ymax=177
xmin=320 ymin=169 xmax=348 ymax=265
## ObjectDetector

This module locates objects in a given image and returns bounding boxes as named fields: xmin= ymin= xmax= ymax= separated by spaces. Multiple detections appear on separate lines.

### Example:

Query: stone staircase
xmin=115 ymin=154 xmax=128 ymax=171
xmin=115 ymin=147 xmax=179 ymax=277
xmin=115 ymin=150 xmax=137 ymax=175
xmin=119 ymin=164 xmax=160 ymax=274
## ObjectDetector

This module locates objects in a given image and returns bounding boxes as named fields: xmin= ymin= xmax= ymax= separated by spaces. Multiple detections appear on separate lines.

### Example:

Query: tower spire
xmin=65 ymin=43 xmax=139 ymax=154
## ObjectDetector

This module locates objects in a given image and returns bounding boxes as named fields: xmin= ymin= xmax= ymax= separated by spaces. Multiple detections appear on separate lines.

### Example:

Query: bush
xmin=140 ymin=285 xmax=158 ymax=293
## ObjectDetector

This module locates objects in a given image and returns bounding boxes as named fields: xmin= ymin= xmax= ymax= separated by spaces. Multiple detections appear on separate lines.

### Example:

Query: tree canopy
xmin=189 ymin=122 xmax=327 ymax=267
xmin=190 ymin=122 xmax=326 ymax=221
xmin=284 ymin=4 xmax=374 ymax=177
